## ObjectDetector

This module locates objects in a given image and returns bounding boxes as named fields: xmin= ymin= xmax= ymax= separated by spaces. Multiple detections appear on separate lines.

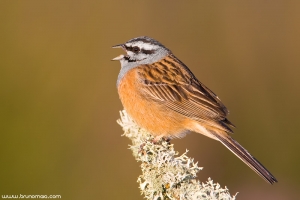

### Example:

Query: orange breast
xmin=118 ymin=68 xmax=188 ymax=137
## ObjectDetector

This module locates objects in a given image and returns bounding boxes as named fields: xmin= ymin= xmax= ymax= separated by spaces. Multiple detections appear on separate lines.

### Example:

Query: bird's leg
xmin=163 ymin=137 xmax=171 ymax=143
xmin=151 ymin=135 xmax=163 ymax=144
xmin=139 ymin=143 xmax=147 ymax=155
xmin=152 ymin=135 xmax=171 ymax=144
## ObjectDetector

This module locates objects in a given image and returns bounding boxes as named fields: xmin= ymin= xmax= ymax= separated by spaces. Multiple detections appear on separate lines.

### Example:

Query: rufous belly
xmin=118 ymin=68 xmax=189 ymax=137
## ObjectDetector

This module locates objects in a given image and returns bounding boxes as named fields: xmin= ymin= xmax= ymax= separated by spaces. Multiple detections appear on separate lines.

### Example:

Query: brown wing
xmin=137 ymin=54 xmax=235 ymax=132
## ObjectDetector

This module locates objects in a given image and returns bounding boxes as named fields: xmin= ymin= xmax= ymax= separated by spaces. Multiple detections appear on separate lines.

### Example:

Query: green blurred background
xmin=1 ymin=1 xmax=299 ymax=199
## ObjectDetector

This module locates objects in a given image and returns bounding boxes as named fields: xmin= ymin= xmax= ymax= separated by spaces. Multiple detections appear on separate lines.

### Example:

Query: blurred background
xmin=1 ymin=1 xmax=299 ymax=199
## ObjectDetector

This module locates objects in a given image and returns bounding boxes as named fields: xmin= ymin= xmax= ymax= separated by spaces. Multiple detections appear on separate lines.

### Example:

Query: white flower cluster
xmin=117 ymin=110 xmax=237 ymax=200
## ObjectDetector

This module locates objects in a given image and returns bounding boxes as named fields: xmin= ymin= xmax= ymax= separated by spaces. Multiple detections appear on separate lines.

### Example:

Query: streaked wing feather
xmin=138 ymin=54 xmax=234 ymax=131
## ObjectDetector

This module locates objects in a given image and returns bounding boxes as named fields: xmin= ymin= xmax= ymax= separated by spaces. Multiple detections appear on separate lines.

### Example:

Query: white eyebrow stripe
xmin=129 ymin=41 xmax=159 ymax=51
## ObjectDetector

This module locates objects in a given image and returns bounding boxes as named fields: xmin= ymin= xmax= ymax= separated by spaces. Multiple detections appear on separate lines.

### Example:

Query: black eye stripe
xmin=141 ymin=49 xmax=155 ymax=54
xmin=124 ymin=45 xmax=134 ymax=52
xmin=124 ymin=45 xmax=155 ymax=55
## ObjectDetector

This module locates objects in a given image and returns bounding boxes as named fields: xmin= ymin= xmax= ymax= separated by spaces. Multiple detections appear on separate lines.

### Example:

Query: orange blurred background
xmin=1 ymin=1 xmax=299 ymax=199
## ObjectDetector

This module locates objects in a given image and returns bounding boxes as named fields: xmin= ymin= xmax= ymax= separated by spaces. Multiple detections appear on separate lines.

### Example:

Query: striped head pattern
xmin=112 ymin=36 xmax=171 ymax=68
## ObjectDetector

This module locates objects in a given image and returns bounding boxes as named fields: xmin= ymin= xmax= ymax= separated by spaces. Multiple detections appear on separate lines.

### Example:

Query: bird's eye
xmin=132 ymin=46 xmax=140 ymax=53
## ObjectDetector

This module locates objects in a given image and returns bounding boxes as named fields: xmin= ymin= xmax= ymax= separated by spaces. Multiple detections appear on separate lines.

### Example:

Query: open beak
xmin=112 ymin=44 xmax=125 ymax=61
xmin=112 ymin=44 xmax=124 ymax=49
xmin=111 ymin=54 xmax=124 ymax=61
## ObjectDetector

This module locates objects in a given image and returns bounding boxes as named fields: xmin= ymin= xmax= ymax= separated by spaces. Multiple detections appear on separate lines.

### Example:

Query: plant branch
xmin=117 ymin=110 xmax=237 ymax=200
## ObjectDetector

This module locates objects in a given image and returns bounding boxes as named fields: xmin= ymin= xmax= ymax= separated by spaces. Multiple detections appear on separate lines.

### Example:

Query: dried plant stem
xmin=117 ymin=110 xmax=237 ymax=200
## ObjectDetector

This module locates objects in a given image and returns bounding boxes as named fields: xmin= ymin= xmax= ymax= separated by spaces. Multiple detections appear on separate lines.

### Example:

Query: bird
xmin=112 ymin=36 xmax=277 ymax=184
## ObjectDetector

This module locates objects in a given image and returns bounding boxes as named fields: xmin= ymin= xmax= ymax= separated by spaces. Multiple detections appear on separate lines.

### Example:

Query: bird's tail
xmin=211 ymin=131 xmax=278 ymax=184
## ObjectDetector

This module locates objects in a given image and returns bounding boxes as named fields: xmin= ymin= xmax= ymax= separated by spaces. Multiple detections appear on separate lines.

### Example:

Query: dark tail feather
xmin=212 ymin=132 xmax=278 ymax=184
